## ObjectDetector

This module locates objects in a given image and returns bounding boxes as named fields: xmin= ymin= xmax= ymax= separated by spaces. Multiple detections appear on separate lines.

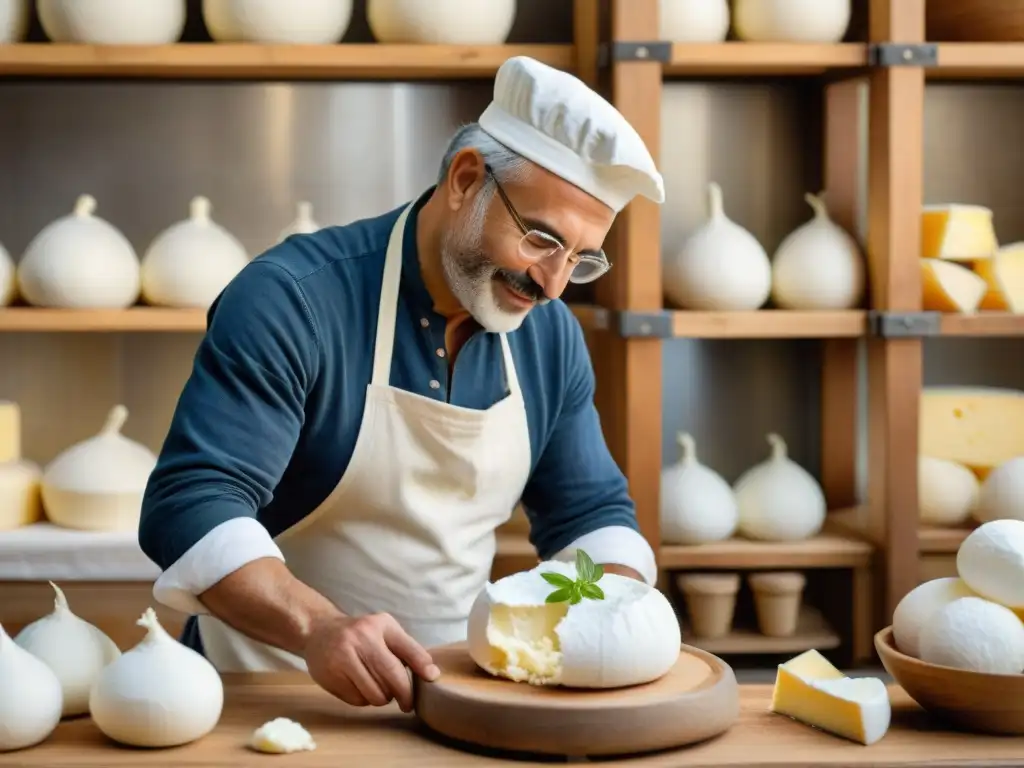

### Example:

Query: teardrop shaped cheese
xmin=467 ymin=561 xmax=681 ymax=689
xmin=920 ymin=258 xmax=987 ymax=312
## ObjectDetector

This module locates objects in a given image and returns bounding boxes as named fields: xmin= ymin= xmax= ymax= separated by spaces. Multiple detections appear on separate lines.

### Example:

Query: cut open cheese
xmin=974 ymin=241 xmax=1024 ymax=313
xmin=468 ymin=561 xmax=682 ymax=689
xmin=920 ymin=258 xmax=987 ymax=312
xmin=771 ymin=649 xmax=890 ymax=746
xmin=0 ymin=401 xmax=20 ymax=463
xmin=921 ymin=387 xmax=1024 ymax=480
xmin=921 ymin=204 xmax=998 ymax=261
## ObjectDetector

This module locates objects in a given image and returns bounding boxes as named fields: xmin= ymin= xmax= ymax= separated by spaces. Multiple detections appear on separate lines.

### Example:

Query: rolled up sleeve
xmin=139 ymin=261 xmax=319 ymax=615
xmin=519 ymin=310 xmax=657 ymax=585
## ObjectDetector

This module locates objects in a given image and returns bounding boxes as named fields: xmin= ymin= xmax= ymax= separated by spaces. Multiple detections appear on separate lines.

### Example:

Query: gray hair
xmin=437 ymin=123 xmax=532 ymax=205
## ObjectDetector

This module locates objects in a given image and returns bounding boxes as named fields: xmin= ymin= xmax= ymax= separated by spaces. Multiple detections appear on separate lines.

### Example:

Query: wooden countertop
xmin=9 ymin=673 xmax=1024 ymax=766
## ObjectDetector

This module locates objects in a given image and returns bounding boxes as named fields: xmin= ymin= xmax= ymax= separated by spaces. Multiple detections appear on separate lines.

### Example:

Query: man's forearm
xmin=198 ymin=558 xmax=344 ymax=657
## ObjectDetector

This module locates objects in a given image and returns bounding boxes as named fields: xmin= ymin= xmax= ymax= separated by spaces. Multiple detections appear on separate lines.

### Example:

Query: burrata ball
xmin=918 ymin=596 xmax=1024 ymax=674
xmin=892 ymin=577 xmax=976 ymax=658
xmin=957 ymin=519 xmax=1024 ymax=609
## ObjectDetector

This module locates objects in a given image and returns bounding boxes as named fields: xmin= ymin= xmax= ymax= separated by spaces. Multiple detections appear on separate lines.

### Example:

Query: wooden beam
xmin=592 ymin=0 xmax=663 ymax=551
xmin=866 ymin=0 xmax=926 ymax=620
xmin=572 ymin=0 xmax=600 ymax=88
xmin=822 ymin=77 xmax=867 ymax=512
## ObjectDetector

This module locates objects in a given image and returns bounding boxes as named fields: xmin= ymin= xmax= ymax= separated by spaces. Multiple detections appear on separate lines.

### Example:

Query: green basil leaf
xmin=581 ymin=583 xmax=605 ymax=601
xmin=541 ymin=571 xmax=574 ymax=588
xmin=575 ymin=549 xmax=597 ymax=583
xmin=545 ymin=587 xmax=572 ymax=604
xmin=591 ymin=563 xmax=604 ymax=582
xmin=568 ymin=587 xmax=583 ymax=605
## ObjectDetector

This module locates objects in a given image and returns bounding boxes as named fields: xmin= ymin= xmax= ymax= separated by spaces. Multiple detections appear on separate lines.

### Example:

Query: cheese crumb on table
xmin=249 ymin=718 xmax=316 ymax=754
xmin=771 ymin=649 xmax=891 ymax=746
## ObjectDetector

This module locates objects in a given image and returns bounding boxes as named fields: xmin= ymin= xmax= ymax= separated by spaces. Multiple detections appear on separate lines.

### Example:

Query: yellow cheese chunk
xmin=921 ymin=204 xmax=998 ymax=261
xmin=771 ymin=649 xmax=891 ymax=746
xmin=0 ymin=460 xmax=43 ymax=531
xmin=974 ymin=242 xmax=1024 ymax=313
xmin=0 ymin=401 xmax=20 ymax=463
xmin=920 ymin=258 xmax=987 ymax=312
xmin=485 ymin=602 xmax=569 ymax=685
xmin=921 ymin=387 xmax=1024 ymax=480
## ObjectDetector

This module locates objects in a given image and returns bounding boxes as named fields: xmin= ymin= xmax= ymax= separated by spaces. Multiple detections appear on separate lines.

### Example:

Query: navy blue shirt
xmin=138 ymin=192 xmax=641 ymax=577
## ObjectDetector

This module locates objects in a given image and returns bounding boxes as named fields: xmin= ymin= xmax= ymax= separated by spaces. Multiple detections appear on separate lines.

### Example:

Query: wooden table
xmin=7 ymin=674 xmax=1024 ymax=766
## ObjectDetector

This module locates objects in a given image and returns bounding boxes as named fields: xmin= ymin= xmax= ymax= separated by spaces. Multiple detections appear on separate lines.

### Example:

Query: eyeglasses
xmin=484 ymin=166 xmax=611 ymax=285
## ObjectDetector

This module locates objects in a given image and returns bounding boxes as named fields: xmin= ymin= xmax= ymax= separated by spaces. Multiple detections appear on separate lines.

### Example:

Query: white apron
xmin=197 ymin=203 xmax=533 ymax=671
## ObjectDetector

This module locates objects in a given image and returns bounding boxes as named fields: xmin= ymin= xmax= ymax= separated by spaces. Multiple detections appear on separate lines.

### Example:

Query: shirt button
xmin=420 ymin=318 xmax=429 ymax=328
xmin=436 ymin=348 xmax=445 ymax=358
xmin=429 ymin=380 xmax=440 ymax=390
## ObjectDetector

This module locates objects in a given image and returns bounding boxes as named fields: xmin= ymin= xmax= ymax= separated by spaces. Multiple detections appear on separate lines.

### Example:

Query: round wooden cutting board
xmin=413 ymin=642 xmax=740 ymax=757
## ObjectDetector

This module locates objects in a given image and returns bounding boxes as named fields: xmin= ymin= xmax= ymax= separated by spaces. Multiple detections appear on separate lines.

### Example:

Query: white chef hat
xmin=478 ymin=56 xmax=665 ymax=214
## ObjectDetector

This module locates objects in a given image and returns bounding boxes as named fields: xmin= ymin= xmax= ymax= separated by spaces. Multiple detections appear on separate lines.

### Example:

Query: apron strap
xmin=371 ymin=204 xmax=414 ymax=386
xmin=498 ymin=333 xmax=522 ymax=398
xmin=372 ymin=202 xmax=524 ymax=401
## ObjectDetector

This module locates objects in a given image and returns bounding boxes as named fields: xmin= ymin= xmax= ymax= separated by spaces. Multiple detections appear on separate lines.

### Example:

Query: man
xmin=138 ymin=55 xmax=665 ymax=713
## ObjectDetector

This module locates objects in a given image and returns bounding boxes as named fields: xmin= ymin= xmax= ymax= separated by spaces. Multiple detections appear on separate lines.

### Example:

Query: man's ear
xmin=444 ymin=149 xmax=486 ymax=213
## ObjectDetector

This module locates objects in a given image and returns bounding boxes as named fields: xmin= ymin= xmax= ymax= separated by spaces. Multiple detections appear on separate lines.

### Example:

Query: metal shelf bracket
xmin=869 ymin=43 xmax=938 ymax=68
xmin=869 ymin=311 xmax=942 ymax=338
xmin=616 ymin=310 xmax=674 ymax=338
xmin=598 ymin=41 xmax=672 ymax=67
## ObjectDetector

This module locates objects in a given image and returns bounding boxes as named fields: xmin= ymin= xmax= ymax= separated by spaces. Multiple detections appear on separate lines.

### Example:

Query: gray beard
xmin=439 ymin=195 xmax=544 ymax=333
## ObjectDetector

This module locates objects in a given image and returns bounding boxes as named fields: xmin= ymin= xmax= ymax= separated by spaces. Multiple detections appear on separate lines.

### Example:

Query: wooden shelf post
xmin=865 ymin=0 xmax=927 ymax=620
xmin=592 ymin=0 xmax=664 ymax=551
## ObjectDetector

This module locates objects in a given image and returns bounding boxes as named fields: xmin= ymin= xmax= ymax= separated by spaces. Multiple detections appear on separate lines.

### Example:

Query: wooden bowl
xmin=875 ymin=626 xmax=1024 ymax=735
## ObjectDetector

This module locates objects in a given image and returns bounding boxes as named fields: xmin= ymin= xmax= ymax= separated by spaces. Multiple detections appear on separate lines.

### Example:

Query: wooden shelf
xmin=0 ymin=307 xmax=207 ymax=332
xmin=497 ymin=524 xmax=873 ymax=573
xmin=669 ymin=310 xmax=867 ymax=339
xmin=932 ymin=43 xmax=1024 ymax=80
xmin=571 ymin=306 xmax=868 ymax=339
xmin=0 ymin=43 xmax=575 ymax=80
xmin=681 ymin=606 xmax=840 ymax=656
xmin=938 ymin=312 xmax=1024 ymax=337
xmin=660 ymin=531 xmax=872 ymax=570
xmin=663 ymin=42 xmax=868 ymax=77
xmin=919 ymin=525 xmax=974 ymax=554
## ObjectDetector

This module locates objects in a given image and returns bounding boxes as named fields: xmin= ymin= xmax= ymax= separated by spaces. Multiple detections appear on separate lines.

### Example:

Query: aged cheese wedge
xmin=771 ymin=649 xmax=890 ymax=746
xmin=921 ymin=204 xmax=998 ymax=261
xmin=920 ymin=386 xmax=1024 ymax=479
xmin=0 ymin=401 xmax=20 ymax=463
xmin=920 ymin=258 xmax=987 ymax=312
xmin=974 ymin=242 xmax=1024 ymax=312
xmin=0 ymin=461 xmax=43 ymax=531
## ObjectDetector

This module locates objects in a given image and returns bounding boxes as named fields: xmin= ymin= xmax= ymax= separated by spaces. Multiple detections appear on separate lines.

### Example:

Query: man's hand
xmin=304 ymin=612 xmax=440 ymax=713
xmin=600 ymin=563 xmax=646 ymax=582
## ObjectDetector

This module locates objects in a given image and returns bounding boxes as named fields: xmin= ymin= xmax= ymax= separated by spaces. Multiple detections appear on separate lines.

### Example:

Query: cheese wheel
xmin=0 ymin=460 xmax=43 ymax=531
xmin=0 ymin=401 xmax=21 ymax=463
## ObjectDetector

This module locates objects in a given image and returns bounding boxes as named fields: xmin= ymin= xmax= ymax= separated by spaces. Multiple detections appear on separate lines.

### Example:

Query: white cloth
xmin=0 ymin=523 xmax=160 ymax=581
xmin=478 ymin=55 xmax=665 ymax=212
xmin=195 ymin=202 xmax=534 ymax=670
